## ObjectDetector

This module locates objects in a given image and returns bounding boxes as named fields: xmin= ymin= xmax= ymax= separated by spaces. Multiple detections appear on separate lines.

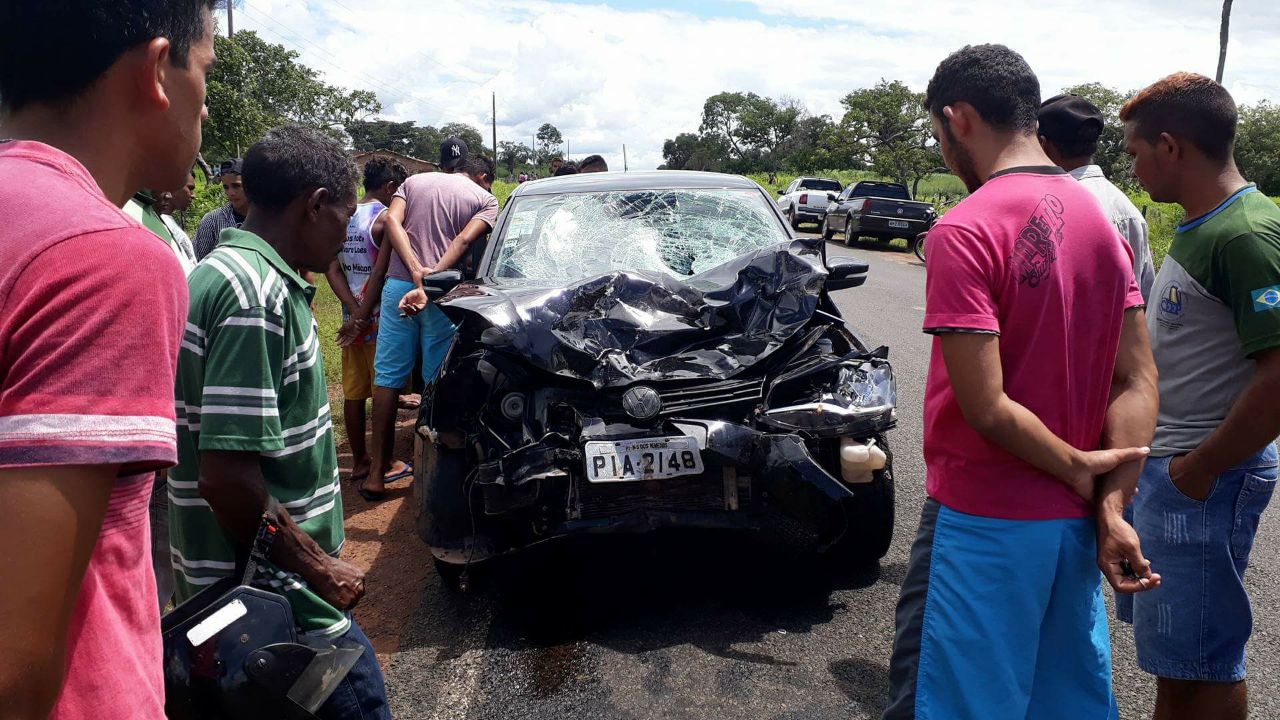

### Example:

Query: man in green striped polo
xmin=169 ymin=124 xmax=389 ymax=719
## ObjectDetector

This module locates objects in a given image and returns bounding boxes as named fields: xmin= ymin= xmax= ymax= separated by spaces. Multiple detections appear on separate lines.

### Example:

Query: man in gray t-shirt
xmin=361 ymin=142 xmax=499 ymax=500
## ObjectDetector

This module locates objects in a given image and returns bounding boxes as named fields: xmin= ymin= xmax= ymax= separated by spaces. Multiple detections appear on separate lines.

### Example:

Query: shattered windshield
xmin=492 ymin=188 xmax=790 ymax=283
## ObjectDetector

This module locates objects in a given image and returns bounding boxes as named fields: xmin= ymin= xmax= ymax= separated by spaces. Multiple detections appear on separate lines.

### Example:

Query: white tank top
xmin=341 ymin=201 xmax=385 ymax=298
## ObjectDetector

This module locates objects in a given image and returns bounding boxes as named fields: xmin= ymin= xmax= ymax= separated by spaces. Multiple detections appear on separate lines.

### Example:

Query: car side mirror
xmin=826 ymin=257 xmax=869 ymax=290
xmin=827 ymin=192 xmax=837 ymax=201
xmin=423 ymin=270 xmax=463 ymax=300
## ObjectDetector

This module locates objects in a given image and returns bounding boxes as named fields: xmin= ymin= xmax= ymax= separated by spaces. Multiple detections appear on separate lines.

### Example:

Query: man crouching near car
xmin=882 ymin=44 xmax=1161 ymax=719
xmin=168 ymin=125 xmax=390 ymax=719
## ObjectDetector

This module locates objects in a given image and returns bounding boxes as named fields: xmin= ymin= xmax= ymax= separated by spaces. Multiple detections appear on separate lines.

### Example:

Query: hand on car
xmin=313 ymin=556 xmax=366 ymax=611
xmin=1065 ymin=446 xmax=1151 ymax=502
xmin=1096 ymin=512 xmax=1161 ymax=594
xmin=1169 ymin=454 xmax=1216 ymax=501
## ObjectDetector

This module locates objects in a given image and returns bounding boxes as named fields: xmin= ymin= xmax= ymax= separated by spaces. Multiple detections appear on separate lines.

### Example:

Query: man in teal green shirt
xmin=169 ymin=124 xmax=389 ymax=719
xmin=1120 ymin=73 xmax=1280 ymax=720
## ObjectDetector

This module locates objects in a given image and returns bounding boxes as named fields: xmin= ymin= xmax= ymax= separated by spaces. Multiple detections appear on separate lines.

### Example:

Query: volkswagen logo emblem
xmin=622 ymin=386 xmax=662 ymax=420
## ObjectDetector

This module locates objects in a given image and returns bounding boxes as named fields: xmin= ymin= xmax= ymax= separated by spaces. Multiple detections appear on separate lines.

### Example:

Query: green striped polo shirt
xmin=168 ymin=228 xmax=348 ymax=640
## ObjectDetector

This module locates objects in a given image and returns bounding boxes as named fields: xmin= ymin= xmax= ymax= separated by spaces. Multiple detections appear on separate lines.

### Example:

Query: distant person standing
xmin=579 ymin=154 xmax=608 ymax=173
xmin=326 ymin=158 xmax=412 ymax=487
xmin=157 ymin=170 xmax=200 ymax=272
xmin=0 ymin=1 xmax=215 ymax=717
xmin=193 ymin=157 xmax=248 ymax=259
xmin=1039 ymin=94 xmax=1156 ymax=301
xmin=363 ymin=142 xmax=499 ymax=500
xmin=1118 ymin=72 xmax=1280 ymax=720
xmin=554 ymin=160 xmax=580 ymax=176
xmin=549 ymin=156 xmax=564 ymax=175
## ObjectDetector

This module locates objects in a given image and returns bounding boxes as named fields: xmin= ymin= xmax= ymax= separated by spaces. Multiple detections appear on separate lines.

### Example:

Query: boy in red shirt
xmin=883 ymin=44 xmax=1161 ymax=719
xmin=0 ymin=2 xmax=217 ymax=717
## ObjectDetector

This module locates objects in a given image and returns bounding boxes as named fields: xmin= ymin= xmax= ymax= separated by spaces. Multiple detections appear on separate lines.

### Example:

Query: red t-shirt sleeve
xmin=923 ymin=224 xmax=1002 ymax=334
xmin=0 ymin=229 xmax=188 ymax=474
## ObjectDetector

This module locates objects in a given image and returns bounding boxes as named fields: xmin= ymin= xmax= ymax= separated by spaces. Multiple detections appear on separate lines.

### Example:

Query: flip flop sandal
xmin=383 ymin=462 xmax=414 ymax=485
xmin=358 ymin=486 xmax=387 ymax=502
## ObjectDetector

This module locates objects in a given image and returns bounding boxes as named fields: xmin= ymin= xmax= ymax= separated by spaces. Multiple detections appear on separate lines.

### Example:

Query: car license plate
xmin=888 ymin=219 xmax=910 ymax=229
xmin=584 ymin=437 xmax=704 ymax=483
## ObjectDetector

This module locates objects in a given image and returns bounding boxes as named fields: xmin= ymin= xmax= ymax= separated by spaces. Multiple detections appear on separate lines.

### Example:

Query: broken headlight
xmin=759 ymin=356 xmax=897 ymax=436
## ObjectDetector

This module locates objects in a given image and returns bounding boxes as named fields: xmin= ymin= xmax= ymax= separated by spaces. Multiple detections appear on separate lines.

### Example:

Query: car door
xmin=829 ymin=186 xmax=852 ymax=224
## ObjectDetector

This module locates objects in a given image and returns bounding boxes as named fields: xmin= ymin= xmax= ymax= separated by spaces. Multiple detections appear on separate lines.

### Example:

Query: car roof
xmin=511 ymin=170 xmax=763 ymax=197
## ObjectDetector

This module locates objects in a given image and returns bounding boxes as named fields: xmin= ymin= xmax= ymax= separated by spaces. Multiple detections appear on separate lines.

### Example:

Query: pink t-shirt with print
xmin=923 ymin=167 xmax=1144 ymax=521
xmin=0 ymin=141 xmax=186 ymax=718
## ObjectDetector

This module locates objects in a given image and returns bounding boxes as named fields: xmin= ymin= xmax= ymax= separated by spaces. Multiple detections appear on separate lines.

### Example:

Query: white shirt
xmin=1070 ymin=164 xmax=1156 ymax=302
xmin=162 ymin=215 xmax=198 ymax=277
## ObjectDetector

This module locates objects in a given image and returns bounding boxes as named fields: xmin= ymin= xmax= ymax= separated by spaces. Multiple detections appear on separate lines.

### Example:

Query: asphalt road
xmin=376 ymin=234 xmax=1280 ymax=719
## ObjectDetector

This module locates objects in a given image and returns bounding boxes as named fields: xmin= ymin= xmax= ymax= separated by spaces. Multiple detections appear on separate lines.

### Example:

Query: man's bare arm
xmin=431 ymin=217 xmax=492 ymax=273
xmin=1093 ymin=308 xmax=1161 ymax=594
xmin=0 ymin=466 xmax=115 ymax=718
xmin=386 ymin=198 xmax=425 ymax=289
xmin=325 ymin=258 xmax=359 ymax=314
xmin=938 ymin=333 xmax=1149 ymax=499
xmin=1170 ymin=347 xmax=1280 ymax=499
xmin=199 ymin=451 xmax=364 ymax=610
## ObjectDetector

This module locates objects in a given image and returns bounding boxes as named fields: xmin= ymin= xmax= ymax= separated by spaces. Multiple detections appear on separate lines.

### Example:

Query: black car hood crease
xmin=438 ymin=238 xmax=831 ymax=387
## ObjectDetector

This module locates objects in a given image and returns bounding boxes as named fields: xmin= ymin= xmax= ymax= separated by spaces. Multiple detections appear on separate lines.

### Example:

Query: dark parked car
xmin=822 ymin=181 xmax=936 ymax=252
xmin=413 ymin=171 xmax=898 ymax=582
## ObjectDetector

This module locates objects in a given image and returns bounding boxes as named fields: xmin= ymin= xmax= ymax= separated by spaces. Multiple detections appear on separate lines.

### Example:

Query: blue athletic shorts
xmin=884 ymin=499 xmax=1118 ymax=720
xmin=1116 ymin=445 xmax=1277 ymax=682
xmin=372 ymin=277 xmax=456 ymax=390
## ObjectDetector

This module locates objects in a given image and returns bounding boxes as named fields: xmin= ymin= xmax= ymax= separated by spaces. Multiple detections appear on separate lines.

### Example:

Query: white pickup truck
xmin=776 ymin=176 xmax=843 ymax=231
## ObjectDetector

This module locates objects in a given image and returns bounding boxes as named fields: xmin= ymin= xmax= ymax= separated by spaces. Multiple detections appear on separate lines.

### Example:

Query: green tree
xmin=839 ymin=80 xmax=942 ymax=195
xmin=535 ymin=123 xmax=563 ymax=162
xmin=498 ymin=141 xmax=533 ymax=176
xmin=439 ymin=122 xmax=489 ymax=158
xmin=346 ymin=119 xmax=441 ymax=159
xmin=203 ymin=31 xmax=381 ymax=162
xmin=1060 ymin=83 xmax=1133 ymax=186
xmin=661 ymin=132 xmax=730 ymax=171
xmin=1237 ymin=101 xmax=1280 ymax=195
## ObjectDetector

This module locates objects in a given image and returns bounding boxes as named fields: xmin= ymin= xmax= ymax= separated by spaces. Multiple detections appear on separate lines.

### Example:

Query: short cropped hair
xmin=1120 ymin=72 xmax=1238 ymax=163
xmin=362 ymin=158 xmax=408 ymax=191
xmin=242 ymin=125 xmax=358 ymax=210
xmin=924 ymin=44 xmax=1041 ymax=133
xmin=0 ymin=1 xmax=220 ymax=113
xmin=579 ymin=154 xmax=608 ymax=171
xmin=462 ymin=156 xmax=496 ymax=180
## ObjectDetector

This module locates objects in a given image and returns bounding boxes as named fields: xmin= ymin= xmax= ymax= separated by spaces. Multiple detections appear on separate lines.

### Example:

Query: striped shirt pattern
xmin=169 ymin=228 xmax=349 ymax=639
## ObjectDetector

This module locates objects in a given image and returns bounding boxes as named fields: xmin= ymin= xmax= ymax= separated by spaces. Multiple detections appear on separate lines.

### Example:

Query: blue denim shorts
xmin=1117 ymin=445 xmax=1278 ymax=681
xmin=372 ymin=277 xmax=456 ymax=390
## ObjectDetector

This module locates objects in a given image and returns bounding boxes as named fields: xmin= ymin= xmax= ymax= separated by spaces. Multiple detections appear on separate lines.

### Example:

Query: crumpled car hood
xmin=438 ymin=238 xmax=830 ymax=387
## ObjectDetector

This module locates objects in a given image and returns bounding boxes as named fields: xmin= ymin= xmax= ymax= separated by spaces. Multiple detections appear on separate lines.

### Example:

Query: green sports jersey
xmin=168 ymin=228 xmax=349 ymax=640
xmin=1149 ymin=185 xmax=1280 ymax=455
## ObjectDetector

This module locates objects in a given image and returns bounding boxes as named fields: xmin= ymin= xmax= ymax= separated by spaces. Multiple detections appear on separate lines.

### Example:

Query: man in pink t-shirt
xmin=0 ymin=3 xmax=217 ymax=717
xmin=883 ymin=45 xmax=1161 ymax=720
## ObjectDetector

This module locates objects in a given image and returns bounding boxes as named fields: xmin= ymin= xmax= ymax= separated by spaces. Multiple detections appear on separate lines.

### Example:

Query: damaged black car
xmin=413 ymin=171 xmax=898 ymax=580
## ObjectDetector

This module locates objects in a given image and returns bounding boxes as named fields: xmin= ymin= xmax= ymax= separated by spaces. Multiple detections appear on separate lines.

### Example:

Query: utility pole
xmin=491 ymin=92 xmax=498 ymax=165
xmin=623 ymin=145 xmax=628 ymax=172
xmin=227 ymin=1 xmax=234 ymax=36
xmin=566 ymin=140 xmax=570 ymax=160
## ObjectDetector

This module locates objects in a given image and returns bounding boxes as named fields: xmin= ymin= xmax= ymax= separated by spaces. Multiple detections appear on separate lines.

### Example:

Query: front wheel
xmin=826 ymin=437 xmax=895 ymax=567
xmin=844 ymin=219 xmax=856 ymax=246
xmin=821 ymin=217 xmax=836 ymax=241
xmin=912 ymin=232 xmax=927 ymax=263
xmin=413 ymin=433 xmax=470 ymax=549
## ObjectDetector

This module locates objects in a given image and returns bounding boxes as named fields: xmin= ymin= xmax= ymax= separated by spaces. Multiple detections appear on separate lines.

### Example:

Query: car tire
xmin=821 ymin=217 xmax=835 ymax=241
xmin=844 ymin=219 xmax=856 ymax=246
xmin=413 ymin=433 xmax=471 ymax=550
xmin=789 ymin=208 xmax=802 ymax=231
xmin=827 ymin=435 xmax=895 ymax=567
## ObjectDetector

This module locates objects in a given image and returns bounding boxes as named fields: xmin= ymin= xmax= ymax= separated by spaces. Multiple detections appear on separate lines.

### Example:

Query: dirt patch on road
xmin=336 ymin=407 xmax=428 ymax=664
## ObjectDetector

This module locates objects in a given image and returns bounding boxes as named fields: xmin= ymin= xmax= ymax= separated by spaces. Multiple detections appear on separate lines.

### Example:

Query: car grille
xmin=657 ymin=377 xmax=765 ymax=417
xmin=577 ymin=475 xmax=726 ymax=521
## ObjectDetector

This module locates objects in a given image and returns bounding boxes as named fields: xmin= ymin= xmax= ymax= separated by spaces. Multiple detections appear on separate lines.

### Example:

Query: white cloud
xmin=231 ymin=0 xmax=1280 ymax=170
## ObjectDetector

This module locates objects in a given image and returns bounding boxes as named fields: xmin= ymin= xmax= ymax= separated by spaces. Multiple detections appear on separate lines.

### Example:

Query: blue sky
xmin=230 ymin=0 xmax=1280 ymax=170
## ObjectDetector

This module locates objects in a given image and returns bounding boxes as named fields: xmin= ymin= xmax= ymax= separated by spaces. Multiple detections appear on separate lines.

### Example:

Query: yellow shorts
xmin=342 ymin=343 xmax=378 ymax=401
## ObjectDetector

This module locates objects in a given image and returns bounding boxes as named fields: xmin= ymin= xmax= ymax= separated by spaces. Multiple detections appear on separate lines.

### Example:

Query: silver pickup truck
xmin=776 ymin=176 xmax=843 ymax=231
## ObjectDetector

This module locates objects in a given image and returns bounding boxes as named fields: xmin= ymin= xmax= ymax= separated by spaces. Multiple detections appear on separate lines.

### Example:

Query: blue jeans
xmin=316 ymin=620 xmax=390 ymax=720
xmin=1117 ymin=445 xmax=1278 ymax=681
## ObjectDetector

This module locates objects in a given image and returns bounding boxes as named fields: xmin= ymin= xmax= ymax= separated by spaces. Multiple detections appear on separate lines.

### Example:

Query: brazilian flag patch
xmin=1252 ymin=286 xmax=1280 ymax=312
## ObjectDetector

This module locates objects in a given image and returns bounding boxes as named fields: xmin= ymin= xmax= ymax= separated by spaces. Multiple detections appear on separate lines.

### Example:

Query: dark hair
xmin=1120 ymin=72 xmax=1238 ymax=163
xmin=242 ymin=125 xmax=358 ymax=210
xmin=462 ymin=156 xmax=496 ymax=180
xmin=1045 ymin=124 xmax=1102 ymax=160
xmin=0 ymin=1 xmax=220 ymax=113
xmin=579 ymin=154 xmax=607 ymax=171
xmin=924 ymin=44 xmax=1041 ymax=133
xmin=363 ymin=158 xmax=408 ymax=190
xmin=553 ymin=161 xmax=580 ymax=176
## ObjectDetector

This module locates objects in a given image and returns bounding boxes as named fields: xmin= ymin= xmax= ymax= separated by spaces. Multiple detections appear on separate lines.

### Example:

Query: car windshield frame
xmin=486 ymin=187 xmax=792 ymax=285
